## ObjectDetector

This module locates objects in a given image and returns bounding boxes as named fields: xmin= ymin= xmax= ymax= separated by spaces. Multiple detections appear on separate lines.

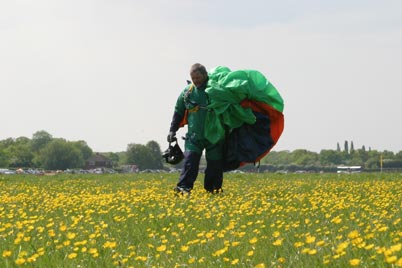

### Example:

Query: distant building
xmin=85 ymin=153 xmax=113 ymax=169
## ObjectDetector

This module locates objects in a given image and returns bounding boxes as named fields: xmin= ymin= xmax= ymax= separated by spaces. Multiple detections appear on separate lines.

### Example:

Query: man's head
xmin=190 ymin=63 xmax=208 ymax=88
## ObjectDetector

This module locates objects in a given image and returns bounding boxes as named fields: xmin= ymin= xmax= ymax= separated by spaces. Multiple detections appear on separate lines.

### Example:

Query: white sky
xmin=1 ymin=0 xmax=401 ymax=153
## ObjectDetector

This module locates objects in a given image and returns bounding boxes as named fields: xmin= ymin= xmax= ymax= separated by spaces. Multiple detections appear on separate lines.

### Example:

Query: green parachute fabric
xmin=204 ymin=66 xmax=285 ymax=170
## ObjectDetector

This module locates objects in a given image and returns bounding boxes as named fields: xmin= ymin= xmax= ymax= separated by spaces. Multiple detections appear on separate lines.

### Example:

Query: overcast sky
xmin=1 ymin=0 xmax=401 ymax=153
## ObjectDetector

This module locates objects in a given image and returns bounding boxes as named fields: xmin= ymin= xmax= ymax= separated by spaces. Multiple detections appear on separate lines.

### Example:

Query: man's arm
xmin=168 ymin=92 xmax=186 ymax=142
xmin=169 ymin=112 xmax=183 ymax=133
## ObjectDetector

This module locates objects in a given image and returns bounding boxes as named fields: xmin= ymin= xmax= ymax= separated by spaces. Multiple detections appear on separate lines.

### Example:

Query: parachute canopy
xmin=204 ymin=66 xmax=285 ymax=171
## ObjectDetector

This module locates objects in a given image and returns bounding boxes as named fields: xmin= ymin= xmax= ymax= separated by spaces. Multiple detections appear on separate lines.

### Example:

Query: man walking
xmin=168 ymin=63 xmax=224 ymax=195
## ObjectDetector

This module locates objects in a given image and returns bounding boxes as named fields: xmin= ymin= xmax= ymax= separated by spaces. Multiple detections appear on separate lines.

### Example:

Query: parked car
xmin=0 ymin=169 xmax=16 ymax=175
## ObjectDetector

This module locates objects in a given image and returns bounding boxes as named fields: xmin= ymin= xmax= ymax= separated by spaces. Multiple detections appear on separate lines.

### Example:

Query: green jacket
xmin=174 ymin=84 xmax=209 ymax=142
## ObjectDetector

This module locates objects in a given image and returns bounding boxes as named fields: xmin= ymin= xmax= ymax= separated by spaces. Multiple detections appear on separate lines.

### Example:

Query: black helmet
xmin=162 ymin=141 xmax=184 ymax=165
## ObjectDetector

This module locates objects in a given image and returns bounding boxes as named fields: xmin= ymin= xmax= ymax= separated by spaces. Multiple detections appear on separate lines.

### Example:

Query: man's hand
xmin=167 ymin=131 xmax=177 ymax=142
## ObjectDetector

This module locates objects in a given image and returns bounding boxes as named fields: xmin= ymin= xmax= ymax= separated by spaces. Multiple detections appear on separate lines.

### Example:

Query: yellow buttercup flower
xmin=231 ymin=259 xmax=239 ymax=264
xmin=391 ymin=243 xmax=401 ymax=252
xmin=348 ymin=230 xmax=359 ymax=239
xmin=156 ymin=245 xmax=166 ymax=252
xmin=103 ymin=241 xmax=117 ymax=249
xmin=213 ymin=247 xmax=228 ymax=257
xmin=68 ymin=253 xmax=77 ymax=259
xmin=306 ymin=235 xmax=316 ymax=244
xmin=15 ymin=258 xmax=26 ymax=265
xmin=135 ymin=256 xmax=147 ymax=261
xmin=316 ymin=240 xmax=325 ymax=246
xmin=2 ymin=250 xmax=12 ymax=258
xmin=231 ymin=241 xmax=240 ymax=246
xmin=386 ymin=255 xmax=397 ymax=263
xmin=67 ymin=232 xmax=76 ymax=240
xmin=249 ymin=237 xmax=258 ymax=244
xmin=294 ymin=241 xmax=304 ymax=248
xmin=349 ymin=259 xmax=361 ymax=266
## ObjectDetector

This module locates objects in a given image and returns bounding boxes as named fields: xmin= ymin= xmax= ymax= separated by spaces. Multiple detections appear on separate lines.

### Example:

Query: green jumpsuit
xmin=174 ymin=84 xmax=223 ymax=161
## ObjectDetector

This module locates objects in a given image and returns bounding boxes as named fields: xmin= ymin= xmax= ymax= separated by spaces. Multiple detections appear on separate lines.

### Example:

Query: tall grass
xmin=0 ymin=173 xmax=401 ymax=267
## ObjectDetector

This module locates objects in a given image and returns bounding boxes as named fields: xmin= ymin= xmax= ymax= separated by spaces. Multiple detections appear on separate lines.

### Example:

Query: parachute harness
xmin=184 ymin=84 xmax=210 ymax=113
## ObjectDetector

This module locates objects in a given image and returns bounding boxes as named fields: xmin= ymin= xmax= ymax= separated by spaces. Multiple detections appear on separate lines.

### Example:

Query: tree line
xmin=0 ymin=130 xmax=164 ymax=171
xmin=258 ymin=141 xmax=402 ymax=172
xmin=1 ymin=133 xmax=401 ymax=172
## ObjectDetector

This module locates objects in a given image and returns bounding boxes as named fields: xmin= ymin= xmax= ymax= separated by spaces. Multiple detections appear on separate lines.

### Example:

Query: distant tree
xmin=344 ymin=140 xmax=349 ymax=154
xmin=126 ymin=143 xmax=154 ymax=170
xmin=350 ymin=141 xmax=355 ymax=153
xmin=0 ymin=148 xmax=10 ymax=167
xmin=382 ymin=150 xmax=395 ymax=159
xmin=319 ymin=149 xmax=343 ymax=166
xmin=15 ymin=136 xmax=30 ymax=144
xmin=116 ymin=152 xmax=127 ymax=166
xmin=146 ymin=141 xmax=163 ymax=169
xmin=290 ymin=149 xmax=318 ymax=166
xmin=365 ymin=158 xmax=379 ymax=169
xmin=8 ymin=146 xmax=34 ymax=168
xmin=39 ymin=139 xmax=84 ymax=170
xmin=365 ymin=150 xmax=381 ymax=169
xmin=31 ymin=130 xmax=53 ymax=152
xmin=103 ymin=152 xmax=121 ymax=167
xmin=336 ymin=142 xmax=341 ymax=152
xmin=262 ymin=151 xmax=291 ymax=165
xmin=0 ymin=139 xmax=14 ymax=167
xmin=7 ymin=137 xmax=34 ymax=168
xmin=72 ymin=140 xmax=93 ymax=160
xmin=125 ymin=141 xmax=164 ymax=170
xmin=362 ymin=145 xmax=366 ymax=152
xmin=0 ymin=138 xmax=15 ymax=148
xmin=367 ymin=149 xmax=380 ymax=158
xmin=353 ymin=149 xmax=369 ymax=165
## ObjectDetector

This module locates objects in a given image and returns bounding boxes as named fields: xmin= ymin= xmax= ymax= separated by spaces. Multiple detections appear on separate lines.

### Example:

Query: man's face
xmin=190 ymin=71 xmax=207 ymax=88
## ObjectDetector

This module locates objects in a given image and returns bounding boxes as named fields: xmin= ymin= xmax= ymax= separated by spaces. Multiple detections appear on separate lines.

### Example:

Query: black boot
xmin=204 ymin=159 xmax=223 ymax=192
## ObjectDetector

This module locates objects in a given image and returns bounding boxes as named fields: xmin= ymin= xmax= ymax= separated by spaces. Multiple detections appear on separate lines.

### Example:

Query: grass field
xmin=0 ymin=173 xmax=401 ymax=268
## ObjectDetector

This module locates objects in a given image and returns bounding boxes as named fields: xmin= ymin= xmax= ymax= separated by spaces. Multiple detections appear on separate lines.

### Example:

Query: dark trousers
xmin=177 ymin=151 xmax=223 ymax=192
